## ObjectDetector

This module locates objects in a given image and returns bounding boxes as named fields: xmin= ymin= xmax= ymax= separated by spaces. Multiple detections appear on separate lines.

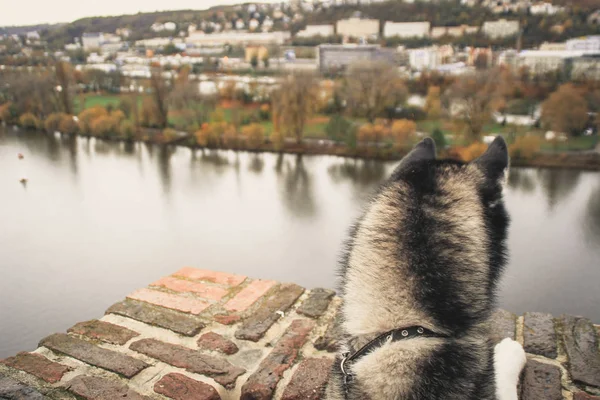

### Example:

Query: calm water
xmin=1 ymin=129 xmax=599 ymax=358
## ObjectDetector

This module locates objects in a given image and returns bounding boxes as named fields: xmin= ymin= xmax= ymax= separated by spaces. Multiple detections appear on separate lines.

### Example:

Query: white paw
xmin=494 ymin=338 xmax=526 ymax=400
xmin=495 ymin=338 xmax=526 ymax=378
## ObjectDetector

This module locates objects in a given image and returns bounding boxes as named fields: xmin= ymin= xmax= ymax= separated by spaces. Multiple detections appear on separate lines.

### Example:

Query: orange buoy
xmin=17 ymin=153 xmax=24 ymax=159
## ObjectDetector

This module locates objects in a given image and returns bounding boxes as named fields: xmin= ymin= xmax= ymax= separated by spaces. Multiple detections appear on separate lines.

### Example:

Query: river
xmin=1 ymin=129 xmax=599 ymax=358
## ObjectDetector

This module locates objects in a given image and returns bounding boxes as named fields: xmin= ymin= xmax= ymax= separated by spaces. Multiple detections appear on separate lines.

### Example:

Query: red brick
xmin=224 ymin=279 xmax=276 ymax=312
xmin=66 ymin=375 xmax=150 ymax=400
xmin=282 ymin=358 xmax=334 ymax=400
xmin=151 ymin=277 xmax=228 ymax=300
xmin=155 ymin=373 xmax=221 ymax=400
xmin=130 ymin=339 xmax=245 ymax=389
xmin=174 ymin=267 xmax=246 ymax=287
xmin=127 ymin=288 xmax=210 ymax=315
xmin=241 ymin=319 xmax=316 ymax=400
xmin=68 ymin=319 xmax=139 ymax=345
xmin=197 ymin=332 xmax=239 ymax=355
xmin=1 ymin=352 xmax=70 ymax=383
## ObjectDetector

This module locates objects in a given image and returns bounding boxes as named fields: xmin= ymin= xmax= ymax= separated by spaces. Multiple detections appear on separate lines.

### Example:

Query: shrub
xmin=44 ymin=112 xmax=67 ymax=133
xmin=358 ymin=123 xmax=390 ymax=144
xmin=222 ymin=125 xmax=240 ymax=148
xmin=119 ymin=120 xmax=135 ymax=140
xmin=454 ymin=142 xmax=488 ymax=162
xmin=325 ymin=114 xmax=352 ymax=143
xmin=19 ymin=113 xmax=41 ymax=130
xmin=259 ymin=104 xmax=271 ymax=121
xmin=78 ymin=106 xmax=108 ymax=134
xmin=509 ymin=135 xmax=542 ymax=159
xmin=58 ymin=115 xmax=80 ymax=135
xmin=390 ymin=119 xmax=417 ymax=150
xmin=0 ymin=102 xmax=17 ymax=123
xmin=241 ymin=123 xmax=264 ymax=149
xmin=431 ymin=128 xmax=447 ymax=149
xmin=90 ymin=115 xmax=114 ymax=137
xmin=163 ymin=128 xmax=178 ymax=141
xmin=194 ymin=123 xmax=220 ymax=147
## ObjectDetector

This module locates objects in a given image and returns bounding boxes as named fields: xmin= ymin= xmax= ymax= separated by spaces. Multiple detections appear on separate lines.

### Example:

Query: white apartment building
xmin=408 ymin=47 xmax=442 ymax=70
xmin=384 ymin=22 xmax=430 ymax=38
xmin=566 ymin=36 xmax=600 ymax=51
xmin=336 ymin=18 xmax=379 ymax=38
xmin=296 ymin=24 xmax=335 ymax=37
xmin=482 ymin=19 xmax=520 ymax=39
xmin=186 ymin=31 xmax=291 ymax=47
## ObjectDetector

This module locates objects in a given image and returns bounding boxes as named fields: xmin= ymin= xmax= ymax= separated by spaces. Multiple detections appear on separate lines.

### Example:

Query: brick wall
xmin=0 ymin=267 xmax=599 ymax=399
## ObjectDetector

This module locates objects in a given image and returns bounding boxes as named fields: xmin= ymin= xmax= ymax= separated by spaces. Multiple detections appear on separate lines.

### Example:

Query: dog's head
xmin=342 ymin=137 xmax=509 ymax=334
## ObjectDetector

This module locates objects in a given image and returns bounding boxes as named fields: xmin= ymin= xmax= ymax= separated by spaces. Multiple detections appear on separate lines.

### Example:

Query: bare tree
xmin=344 ymin=61 xmax=408 ymax=123
xmin=446 ymin=71 xmax=502 ymax=143
xmin=149 ymin=68 xmax=170 ymax=129
xmin=55 ymin=61 xmax=74 ymax=114
xmin=272 ymin=72 xmax=319 ymax=144
xmin=169 ymin=66 xmax=215 ymax=129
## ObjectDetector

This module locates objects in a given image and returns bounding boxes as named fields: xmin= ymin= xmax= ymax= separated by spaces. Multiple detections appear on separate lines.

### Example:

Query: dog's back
xmin=327 ymin=137 xmax=511 ymax=400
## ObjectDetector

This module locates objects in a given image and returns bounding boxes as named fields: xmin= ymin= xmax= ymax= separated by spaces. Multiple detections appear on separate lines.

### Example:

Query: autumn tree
xmin=54 ymin=61 xmax=74 ymax=114
xmin=169 ymin=66 xmax=215 ymax=129
xmin=344 ymin=61 xmax=408 ymax=123
xmin=149 ymin=68 xmax=170 ymax=129
xmin=541 ymin=84 xmax=589 ymax=136
xmin=390 ymin=119 xmax=417 ymax=151
xmin=446 ymin=71 xmax=502 ymax=143
xmin=424 ymin=86 xmax=442 ymax=119
xmin=271 ymin=72 xmax=319 ymax=144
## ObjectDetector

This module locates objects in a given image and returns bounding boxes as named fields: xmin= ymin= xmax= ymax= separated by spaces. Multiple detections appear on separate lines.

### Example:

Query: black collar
xmin=340 ymin=326 xmax=446 ymax=391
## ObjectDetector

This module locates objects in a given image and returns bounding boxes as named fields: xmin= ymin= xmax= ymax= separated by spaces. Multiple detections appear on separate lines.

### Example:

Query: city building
xmin=185 ymin=31 xmax=291 ymax=47
xmin=336 ymin=17 xmax=379 ymax=39
xmin=517 ymin=50 xmax=587 ymax=75
xmin=383 ymin=22 xmax=430 ymax=38
xmin=530 ymin=2 xmax=564 ymax=15
xmin=408 ymin=47 xmax=442 ymax=70
xmin=482 ymin=19 xmax=520 ymax=39
xmin=317 ymin=44 xmax=396 ymax=72
xmin=566 ymin=36 xmax=600 ymax=51
xmin=82 ymin=33 xmax=104 ymax=51
xmin=296 ymin=24 xmax=335 ymax=37
xmin=540 ymin=42 xmax=567 ymax=51
xmin=571 ymin=54 xmax=600 ymax=80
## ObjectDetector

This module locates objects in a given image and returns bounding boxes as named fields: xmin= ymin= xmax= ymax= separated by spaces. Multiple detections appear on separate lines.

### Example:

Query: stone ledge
xmin=1 ymin=267 xmax=598 ymax=400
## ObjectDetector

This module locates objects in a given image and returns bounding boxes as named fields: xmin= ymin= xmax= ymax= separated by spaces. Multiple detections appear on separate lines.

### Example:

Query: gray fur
xmin=326 ymin=137 xmax=520 ymax=400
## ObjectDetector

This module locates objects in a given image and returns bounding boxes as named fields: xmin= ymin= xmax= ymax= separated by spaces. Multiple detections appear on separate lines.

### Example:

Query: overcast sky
xmin=0 ymin=0 xmax=283 ymax=27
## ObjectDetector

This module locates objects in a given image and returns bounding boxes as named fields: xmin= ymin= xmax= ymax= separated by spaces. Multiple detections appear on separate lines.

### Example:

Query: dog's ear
xmin=473 ymin=136 xmax=509 ymax=184
xmin=391 ymin=137 xmax=436 ymax=179
xmin=400 ymin=137 xmax=436 ymax=166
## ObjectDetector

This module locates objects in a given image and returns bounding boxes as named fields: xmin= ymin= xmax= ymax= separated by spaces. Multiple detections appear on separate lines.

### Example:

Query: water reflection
xmin=157 ymin=146 xmax=173 ymax=194
xmin=276 ymin=154 xmax=317 ymax=218
xmin=248 ymin=154 xmax=264 ymax=174
xmin=508 ymin=168 xmax=536 ymax=193
xmin=584 ymin=185 xmax=600 ymax=242
xmin=328 ymin=159 xmax=387 ymax=187
xmin=536 ymin=169 xmax=581 ymax=210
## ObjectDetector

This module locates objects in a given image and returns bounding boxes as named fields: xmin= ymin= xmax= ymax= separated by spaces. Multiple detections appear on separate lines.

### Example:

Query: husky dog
xmin=326 ymin=137 xmax=526 ymax=400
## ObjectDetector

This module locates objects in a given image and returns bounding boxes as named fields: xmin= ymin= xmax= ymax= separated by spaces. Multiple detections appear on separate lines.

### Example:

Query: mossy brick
xmin=39 ymin=333 xmax=149 ymax=378
xmin=154 ymin=373 xmax=221 ymax=400
xmin=68 ymin=319 xmax=139 ymax=345
xmin=130 ymin=338 xmax=245 ymax=389
xmin=106 ymin=299 xmax=206 ymax=336
xmin=235 ymin=283 xmax=305 ymax=341
xmin=1 ymin=352 xmax=70 ymax=383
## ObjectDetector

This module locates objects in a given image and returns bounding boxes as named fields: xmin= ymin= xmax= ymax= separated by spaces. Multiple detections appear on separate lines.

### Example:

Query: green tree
xmin=431 ymin=128 xmax=447 ymax=149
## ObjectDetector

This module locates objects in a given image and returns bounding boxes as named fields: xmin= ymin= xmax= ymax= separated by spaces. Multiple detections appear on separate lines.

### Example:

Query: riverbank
xmin=0 ymin=267 xmax=598 ymax=400
xmin=7 ymin=125 xmax=600 ymax=171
